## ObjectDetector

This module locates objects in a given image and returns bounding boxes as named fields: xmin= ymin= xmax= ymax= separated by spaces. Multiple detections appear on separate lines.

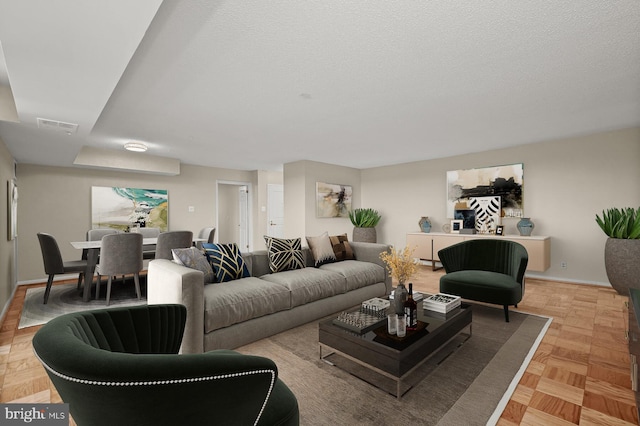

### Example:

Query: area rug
xmin=238 ymin=304 xmax=551 ymax=426
xmin=19 ymin=278 xmax=148 ymax=329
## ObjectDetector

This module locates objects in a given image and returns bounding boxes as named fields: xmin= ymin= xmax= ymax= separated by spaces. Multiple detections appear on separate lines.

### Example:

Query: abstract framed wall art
xmin=446 ymin=163 xmax=523 ymax=218
xmin=91 ymin=186 xmax=168 ymax=231
xmin=316 ymin=182 xmax=352 ymax=218
xmin=7 ymin=179 xmax=18 ymax=240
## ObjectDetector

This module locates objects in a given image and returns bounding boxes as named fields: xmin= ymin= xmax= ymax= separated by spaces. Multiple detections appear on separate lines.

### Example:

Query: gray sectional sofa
xmin=147 ymin=241 xmax=391 ymax=353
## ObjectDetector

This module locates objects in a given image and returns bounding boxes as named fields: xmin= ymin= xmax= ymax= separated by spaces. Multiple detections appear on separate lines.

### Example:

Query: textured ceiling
xmin=0 ymin=1 xmax=639 ymax=172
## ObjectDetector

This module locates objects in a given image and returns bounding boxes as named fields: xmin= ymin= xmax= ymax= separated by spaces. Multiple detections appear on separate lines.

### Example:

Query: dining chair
xmin=155 ymin=230 xmax=194 ymax=260
xmin=37 ymin=233 xmax=88 ymax=304
xmin=196 ymin=227 xmax=216 ymax=249
xmin=83 ymin=228 xmax=120 ymax=260
xmin=138 ymin=227 xmax=161 ymax=259
xmin=95 ymin=233 xmax=143 ymax=305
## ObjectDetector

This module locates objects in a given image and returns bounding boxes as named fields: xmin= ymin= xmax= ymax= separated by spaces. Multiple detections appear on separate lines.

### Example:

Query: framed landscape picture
xmin=91 ymin=186 xmax=168 ymax=231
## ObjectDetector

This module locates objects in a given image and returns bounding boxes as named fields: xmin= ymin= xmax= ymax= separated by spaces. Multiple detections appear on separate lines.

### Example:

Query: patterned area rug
xmin=238 ymin=304 xmax=552 ymax=426
xmin=19 ymin=278 xmax=148 ymax=329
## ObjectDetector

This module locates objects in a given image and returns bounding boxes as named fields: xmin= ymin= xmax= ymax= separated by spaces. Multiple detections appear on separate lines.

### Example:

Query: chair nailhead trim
xmin=35 ymin=352 xmax=276 ymax=426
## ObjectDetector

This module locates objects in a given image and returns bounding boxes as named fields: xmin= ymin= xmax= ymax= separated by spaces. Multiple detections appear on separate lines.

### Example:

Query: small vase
xmin=517 ymin=217 xmax=534 ymax=236
xmin=394 ymin=282 xmax=408 ymax=315
xmin=419 ymin=217 xmax=432 ymax=233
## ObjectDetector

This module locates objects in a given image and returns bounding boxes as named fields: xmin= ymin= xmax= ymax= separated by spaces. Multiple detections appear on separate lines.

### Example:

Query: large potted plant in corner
xmin=349 ymin=208 xmax=381 ymax=243
xmin=595 ymin=207 xmax=640 ymax=295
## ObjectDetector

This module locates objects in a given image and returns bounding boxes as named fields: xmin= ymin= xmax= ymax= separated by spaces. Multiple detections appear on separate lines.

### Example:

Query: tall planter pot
xmin=353 ymin=227 xmax=377 ymax=243
xmin=604 ymin=238 xmax=640 ymax=295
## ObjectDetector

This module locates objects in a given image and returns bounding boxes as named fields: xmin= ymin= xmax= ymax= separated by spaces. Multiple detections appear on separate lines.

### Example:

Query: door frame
xmin=216 ymin=180 xmax=253 ymax=252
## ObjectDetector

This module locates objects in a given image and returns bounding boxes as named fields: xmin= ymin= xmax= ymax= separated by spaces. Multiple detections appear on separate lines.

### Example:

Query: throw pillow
xmin=172 ymin=247 xmax=215 ymax=283
xmin=202 ymin=243 xmax=251 ymax=283
xmin=330 ymin=233 xmax=355 ymax=261
xmin=306 ymin=232 xmax=336 ymax=267
xmin=264 ymin=236 xmax=305 ymax=273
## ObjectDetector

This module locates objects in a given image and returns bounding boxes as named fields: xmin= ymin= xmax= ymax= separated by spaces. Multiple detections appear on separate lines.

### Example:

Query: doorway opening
xmin=216 ymin=181 xmax=252 ymax=252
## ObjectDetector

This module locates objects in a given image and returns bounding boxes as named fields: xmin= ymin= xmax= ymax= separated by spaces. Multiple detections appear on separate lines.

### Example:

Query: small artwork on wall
xmin=446 ymin=163 xmax=523 ymax=218
xmin=7 ymin=179 xmax=18 ymax=240
xmin=316 ymin=182 xmax=352 ymax=218
xmin=91 ymin=186 xmax=168 ymax=231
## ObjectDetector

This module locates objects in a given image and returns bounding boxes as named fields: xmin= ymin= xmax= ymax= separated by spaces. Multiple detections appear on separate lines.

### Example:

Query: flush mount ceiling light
xmin=124 ymin=141 xmax=148 ymax=152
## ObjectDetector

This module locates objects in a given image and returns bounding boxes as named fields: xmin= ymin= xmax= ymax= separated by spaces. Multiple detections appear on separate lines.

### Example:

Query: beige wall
xmin=0 ymin=136 xmax=16 ymax=314
xmin=16 ymin=163 xmax=276 ymax=282
xmin=283 ymin=160 xmax=361 ymax=240
xmin=361 ymin=127 xmax=640 ymax=285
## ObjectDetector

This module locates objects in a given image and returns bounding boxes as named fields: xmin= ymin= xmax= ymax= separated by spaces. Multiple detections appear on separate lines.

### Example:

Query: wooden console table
xmin=406 ymin=232 xmax=550 ymax=272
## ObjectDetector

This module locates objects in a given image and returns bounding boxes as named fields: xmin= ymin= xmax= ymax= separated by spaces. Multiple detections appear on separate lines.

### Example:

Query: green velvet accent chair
xmin=438 ymin=239 xmax=528 ymax=322
xmin=32 ymin=304 xmax=299 ymax=426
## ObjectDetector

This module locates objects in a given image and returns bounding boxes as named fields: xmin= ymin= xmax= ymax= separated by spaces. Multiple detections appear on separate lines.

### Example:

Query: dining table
xmin=70 ymin=237 xmax=206 ymax=302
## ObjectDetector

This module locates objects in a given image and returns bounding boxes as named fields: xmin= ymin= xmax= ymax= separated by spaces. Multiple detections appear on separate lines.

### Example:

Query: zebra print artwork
xmin=469 ymin=196 xmax=501 ymax=232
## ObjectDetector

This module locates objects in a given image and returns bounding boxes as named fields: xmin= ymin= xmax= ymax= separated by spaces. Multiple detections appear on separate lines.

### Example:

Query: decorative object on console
xmin=263 ymin=236 xmax=305 ymax=273
xmin=316 ymin=181 xmax=352 ymax=218
xmin=496 ymin=225 xmax=504 ymax=236
xmin=202 ymin=243 xmax=251 ymax=282
xmin=450 ymin=219 xmax=463 ymax=233
xmin=418 ymin=216 xmax=432 ymax=233
xmin=595 ymin=207 xmax=640 ymax=295
xmin=469 ymin=196 xmax=501 ymax=233
xmin=306 ymin=231 xmax=337 ymax=267
xmin=172 ymin=247 xmax=215 ymax=283
xmin=516 ymin=217 xmax=535 ymax=236
xmin=349 ymin=208 xmax=382 ymax=243
xmin=380 ymin=246 xmax=418 ymax=315
xmin=329 ymin=233 xmax=354 ymax=261
xmin=446 ymin=163 xmax=523 ymax=218
xmin=442 ymin=223 xmax=451 ymax=233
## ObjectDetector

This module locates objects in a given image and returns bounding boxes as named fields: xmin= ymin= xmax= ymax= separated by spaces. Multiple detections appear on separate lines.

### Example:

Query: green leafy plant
xmin=348 ymin=208 xmax=381 ymax=228
xmin=595 ymin=207 xmax=640 ymax=239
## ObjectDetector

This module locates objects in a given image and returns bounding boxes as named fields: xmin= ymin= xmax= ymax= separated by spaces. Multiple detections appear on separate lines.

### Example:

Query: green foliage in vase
xmin=596 ymin=207 xmax=640 ymax=239
xmin=348 ymin=208 xmax=381 ymax=228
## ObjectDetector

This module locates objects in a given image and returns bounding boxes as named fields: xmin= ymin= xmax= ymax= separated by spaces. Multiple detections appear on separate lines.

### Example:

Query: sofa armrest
xmin=147 ymin=259 xmax=205 ymax=354
xmin=349 ymin=241 xmax=392 ymax=293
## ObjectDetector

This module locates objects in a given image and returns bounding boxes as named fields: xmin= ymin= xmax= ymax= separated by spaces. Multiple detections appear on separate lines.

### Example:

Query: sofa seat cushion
xmin=204 ymin=277 xmax=291 ymax=333
xmin=439 ymin=270 xmax=522 ymax=305
xmin=260 ymin=268 xmax=346 ymax=307
xmin=320 ymin=260 xmax=385 ymax=292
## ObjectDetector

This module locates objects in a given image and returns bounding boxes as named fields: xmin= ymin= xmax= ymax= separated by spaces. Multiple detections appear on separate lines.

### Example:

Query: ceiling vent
xmin=37 ymin=117 xmax=79 ymax=134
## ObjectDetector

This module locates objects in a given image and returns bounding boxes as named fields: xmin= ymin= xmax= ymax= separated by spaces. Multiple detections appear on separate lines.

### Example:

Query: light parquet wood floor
xmin=0 ymin=266 xmax=638 ymax=425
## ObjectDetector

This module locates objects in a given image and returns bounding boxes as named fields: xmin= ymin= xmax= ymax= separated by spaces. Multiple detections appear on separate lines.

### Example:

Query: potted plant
xmin=380 ymin=246 xmax=419 ymax=314
xmin=595 ymin=207 xmax=640 ymax=295
xmin=349 ymin=208 xmax=382 ymax=243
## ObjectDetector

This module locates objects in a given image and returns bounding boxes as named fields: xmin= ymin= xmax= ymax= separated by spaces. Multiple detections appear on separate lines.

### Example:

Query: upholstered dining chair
xmin=37 ymin=233 xmax=88 ymax=304
xmin=95 ymin=232 xmax=143 ymax=305
xmin=196 ymin=227 xmax=216 ymax=249
xmin=155 ymin=230 xmax=193 ymax=260
xmin=83 ymin=228 xmax=120 ymax=260
xmin=137 ymin=227 xmax=161 ymax=259
xmin=32 ymin=304 xmax=299 ymax=426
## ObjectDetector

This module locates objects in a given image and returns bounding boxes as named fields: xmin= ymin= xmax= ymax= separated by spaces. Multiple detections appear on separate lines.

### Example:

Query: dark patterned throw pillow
xmin=264 ymin=236 xmax=305 ymax=273
xmin=329 ymin=233 xmax=355 ymax=261
xmin=202 ymin=243 xmax=250 ymax=283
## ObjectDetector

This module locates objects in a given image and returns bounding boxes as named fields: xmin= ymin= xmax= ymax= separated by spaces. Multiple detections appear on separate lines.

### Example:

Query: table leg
xmin=83 ymin=248 xmax=98 ymax=302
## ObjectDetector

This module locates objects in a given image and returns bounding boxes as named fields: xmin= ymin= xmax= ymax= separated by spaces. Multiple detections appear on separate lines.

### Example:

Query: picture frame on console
xmin=496 ymin=225 xmax=504 ymax=236
xmin=450 ymin=219 xmax=463 ymax=234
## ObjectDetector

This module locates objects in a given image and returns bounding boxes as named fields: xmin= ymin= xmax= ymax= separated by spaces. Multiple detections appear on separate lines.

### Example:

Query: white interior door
xmin=267 ymin=184 xmax=284 ymax=238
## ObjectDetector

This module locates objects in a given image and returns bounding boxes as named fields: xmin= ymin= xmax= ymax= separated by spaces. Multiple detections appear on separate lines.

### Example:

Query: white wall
xmin=283 ymin=160 xmax=361 ymax=241
xmin=16 ymin=163 xmax=269 ymax=282
xmin=361 ymin=127 xmax=640 ymax=285
xmin=0 ymin=136 xmax=16 ymax=312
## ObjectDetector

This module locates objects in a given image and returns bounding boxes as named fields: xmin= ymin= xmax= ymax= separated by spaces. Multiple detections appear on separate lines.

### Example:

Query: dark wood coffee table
xmin=318 ymin=300 xmax=472 ymax=399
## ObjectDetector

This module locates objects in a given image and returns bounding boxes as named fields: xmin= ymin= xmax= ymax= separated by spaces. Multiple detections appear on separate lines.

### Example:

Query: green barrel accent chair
xmin=438 ymin=239 xmax=528 ymax=322
xmin=32 ymin=304 xmax=299 ymax=426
